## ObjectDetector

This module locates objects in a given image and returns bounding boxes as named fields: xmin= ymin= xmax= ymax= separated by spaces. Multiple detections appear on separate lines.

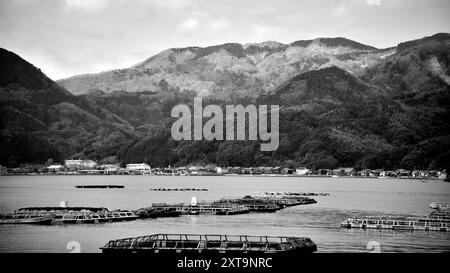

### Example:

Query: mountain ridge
xmin=56 ymin=36 xmax=393 ymax=97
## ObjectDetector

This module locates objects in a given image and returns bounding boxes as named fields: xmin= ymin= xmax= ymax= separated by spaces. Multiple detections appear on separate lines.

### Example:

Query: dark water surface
xmin=0 ymin=175 xmax=449 ymax=253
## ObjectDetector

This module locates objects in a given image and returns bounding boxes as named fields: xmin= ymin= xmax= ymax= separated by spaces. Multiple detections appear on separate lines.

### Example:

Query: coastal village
xmin=0 ymin=159 xmax=447 ymax=180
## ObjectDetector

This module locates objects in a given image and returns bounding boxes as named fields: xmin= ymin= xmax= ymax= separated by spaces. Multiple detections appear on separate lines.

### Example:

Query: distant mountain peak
xmin=0 ymin=48 xmax=71 ymax=97
xmin=193 ymin=43 xmax=246 ymax=59
xmin=243 ymin=41 xmax=287 ymax=49
xmin=290 ymin=37 xmax=377 ymax=51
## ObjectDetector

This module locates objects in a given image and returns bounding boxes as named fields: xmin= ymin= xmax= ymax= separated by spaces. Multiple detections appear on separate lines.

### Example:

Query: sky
xmin=0 ymin=0 xmax=449 ymax=80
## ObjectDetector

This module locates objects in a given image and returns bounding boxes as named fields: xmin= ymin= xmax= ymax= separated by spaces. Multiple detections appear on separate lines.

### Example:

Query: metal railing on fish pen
xmin=341 ymin=216 xmax=449 ymax=232
xmin=101 ymin=233 xmax=317 ymax=253
xmin=150 ymin=203 xmax=250 ymax=215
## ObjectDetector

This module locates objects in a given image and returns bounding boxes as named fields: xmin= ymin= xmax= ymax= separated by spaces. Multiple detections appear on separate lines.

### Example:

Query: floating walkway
xmin=101 ymin=233 xmax=317 ymax=254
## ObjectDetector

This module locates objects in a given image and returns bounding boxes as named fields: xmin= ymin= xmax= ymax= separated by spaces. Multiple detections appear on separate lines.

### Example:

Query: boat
xmin=0 ymin=213 xmax=54 ymax=225
xmin=100 ymin=233 xmax=317 ymax=254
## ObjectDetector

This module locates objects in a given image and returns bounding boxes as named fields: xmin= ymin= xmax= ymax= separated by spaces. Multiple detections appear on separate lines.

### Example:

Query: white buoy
xmin=60 ymin=201 xmax=68 ymax=208
xmin=191 ymin=196 xmax=197 ymax=206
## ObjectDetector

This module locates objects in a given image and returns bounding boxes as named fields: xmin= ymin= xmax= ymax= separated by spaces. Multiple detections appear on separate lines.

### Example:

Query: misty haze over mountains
xmin=1 ymin=33 xmax=449 ymax=171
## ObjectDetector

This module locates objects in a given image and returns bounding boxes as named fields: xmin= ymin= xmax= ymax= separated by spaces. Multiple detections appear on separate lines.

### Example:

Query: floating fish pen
xmin=151 ymin=203 xmax=249 ymax=215
xmin=214 ymin=197 xmax=281 ymax=212
xmin=75 ymin=185 xmax=124 ymax=189
xmin=0 ymin=212 xmax=54 ymax=225
xmin=52 ymin=210 xmax=137 ymax=224
xmin=18 ymin=207 xmax=137 ymax=224
xmin=150 ymin=188 xmax=208 ymax=192
xmin=100 ymin=234 xmax=317 ymax=254
xmin=19 ymin=207 xmax=108 ymax=213
xmin=215 ymin=195 xmax=317 ymax=212
xmin=215 ymin=201 xmax=280 ymax=213
xmin=429 ymin=202 xmax=450 ymax=211
xmin=264 ymin=192 xmax=330 ymax=197
xmin=134 ymin=207 xmax=181 ymax=218
xmin=253 ymin=196 xmax=317 ymax=208
xmin=341 ymin=216 xmax=449 ymax=232
xmin=429 ymin=210 xmax=450 ymax=221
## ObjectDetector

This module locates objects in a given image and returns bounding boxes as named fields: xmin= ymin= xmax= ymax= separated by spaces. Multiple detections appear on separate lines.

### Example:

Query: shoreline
xmin=0 ymin=173 xmax=446 ymax=181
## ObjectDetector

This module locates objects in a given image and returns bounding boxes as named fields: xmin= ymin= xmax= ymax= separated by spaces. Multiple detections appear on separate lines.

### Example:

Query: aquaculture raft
xmin=101 ymin=234 xmax=317 ymax=254
xmin=150 ymin=188 xmax=208 ymax=192
xmin=213 ymin=197 xmax=281 ymax=212
xmin=18 ymin=207 xmax=137 ymax=224
xmin=429 ymin=202 xmax=450 ymax=211
xmin=51 ymin=210 xmax=137 ymax=224
xmin=75 ymin=185 xmax=124 ymax=189
xmin=341 ymin=216 xmax=449 ymax=232
xmin=151 ymin=203 xmax=250 ymax=215
xmin=134 ymin=207 xmax=181 ymax=218
xmin=264 ymin=192 xmax=330 ymax=197
xmin=0 ymin=213 xmax=54 ymax=225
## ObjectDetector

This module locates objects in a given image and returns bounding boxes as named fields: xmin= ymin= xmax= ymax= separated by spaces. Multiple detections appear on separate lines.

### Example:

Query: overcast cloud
xmin=0 ymin=0 xmax=448 ymax=80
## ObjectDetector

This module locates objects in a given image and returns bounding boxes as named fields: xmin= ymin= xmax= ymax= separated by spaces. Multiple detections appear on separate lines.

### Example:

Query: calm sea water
xmin=0 ymin=175 xmax=449 ymax=253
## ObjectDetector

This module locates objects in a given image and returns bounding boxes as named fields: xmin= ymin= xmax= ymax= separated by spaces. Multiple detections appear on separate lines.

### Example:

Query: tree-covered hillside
xmin=1 ymin=33 xmax=449 ymax=171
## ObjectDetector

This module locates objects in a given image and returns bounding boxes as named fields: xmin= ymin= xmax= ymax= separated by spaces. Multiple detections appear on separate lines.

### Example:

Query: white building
xmin=47 ymin=164 xmax=64 ymax=172
xmin=296 ymin=167 xmax=310 ymax=175
xmin=126 ymin=163 xmax=151 ymax=173
xmin=64 ymin=159 xmax=97 ymax=169
xmin=64 ymin=160 xmax=83 ymax=169
xmin=99 ymin=164 xmax=120 ymax=172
